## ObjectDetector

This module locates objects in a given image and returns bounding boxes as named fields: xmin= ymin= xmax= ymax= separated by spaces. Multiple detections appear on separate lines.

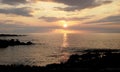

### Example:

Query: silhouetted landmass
xmin=0 ymin=39 xmax=33 ymax=48
xmin=0 ymin=49 xmax=120 ymax=72
xmin=0 ymin=34 xmax=26 ymax=37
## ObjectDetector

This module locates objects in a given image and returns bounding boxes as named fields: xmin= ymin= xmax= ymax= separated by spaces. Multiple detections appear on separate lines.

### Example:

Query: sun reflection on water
xmin=59 ymin=32 xmax=70 ymax=63
xmin=62 ymin=33 xmax=69 ymax=48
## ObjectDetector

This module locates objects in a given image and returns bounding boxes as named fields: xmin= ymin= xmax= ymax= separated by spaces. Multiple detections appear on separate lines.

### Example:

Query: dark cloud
xmin=39 ymin=16 xmax=92 ymax=22
xmin=102 ymin=0 xmax=113 ymax=4
xmin=0 ymin=20 xmax=61 ymax=33
xmin=54 ymin=0 xmax=113 ymax=11
xmin=39 ymin=17 xmax=61 ymax=22
xmin=69 ymin=24 xmax=120 ymax=33
xmin=10 ymin=26 xmax=53 ymax=33
xmin=1 ymin=0 xmax=27 ymax=5
xmin=14 ymin=26 xmax=61 ymax=33
xmin=0 ymin=7 xmax=32 ymax=17
xmin=97 ymin=15 xmax=120 ymax=23
xmin=87 ymin=14 xmax=120 ymax=25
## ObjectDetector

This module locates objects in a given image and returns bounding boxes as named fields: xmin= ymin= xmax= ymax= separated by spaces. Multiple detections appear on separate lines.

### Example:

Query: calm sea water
xmin=0 ymin=33 xmax=120 ymax=66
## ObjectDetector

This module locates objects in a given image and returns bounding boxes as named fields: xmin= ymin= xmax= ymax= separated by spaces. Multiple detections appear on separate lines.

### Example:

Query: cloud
xmin=0 ymin=7 xmax=32 ymax=17
xmin=87 ymin=14 xmax=120 ymax=25
xmin=14 ymin=26 xmax=61 ymax=33
xmin=0 ymin=23 xmax=60 ymax=33
xmin=54 ymin=0 xmax=113 ymax=11
xmin=39 ymin=17 xmax=61 ymax=22
xmin=0 ymin=0 xmax=27 ymax=5
xmin=69 ymin=24 xmax=120 ymax=33
xmin=39 ymin=16 xmax=92 ymax=22
xmin=0 ymin=20 xmax=61 ymax=33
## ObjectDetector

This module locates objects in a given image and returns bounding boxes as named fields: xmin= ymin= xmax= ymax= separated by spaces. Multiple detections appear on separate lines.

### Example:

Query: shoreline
xmin=0 ymin=49 xmax=120 ymax=72
xmin=0 ymin=39 xmax=33 ymax=48
xmin=0 ymin=34 xmax=26 ymax=37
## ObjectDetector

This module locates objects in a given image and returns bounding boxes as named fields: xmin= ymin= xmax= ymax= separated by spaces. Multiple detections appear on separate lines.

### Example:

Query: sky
xmin=0 ymin=0 xmax=120 ymax=33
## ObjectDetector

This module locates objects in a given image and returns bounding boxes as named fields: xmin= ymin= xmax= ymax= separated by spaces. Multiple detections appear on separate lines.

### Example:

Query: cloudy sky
xmin=0 ymin=0 xmax=120 ymax=33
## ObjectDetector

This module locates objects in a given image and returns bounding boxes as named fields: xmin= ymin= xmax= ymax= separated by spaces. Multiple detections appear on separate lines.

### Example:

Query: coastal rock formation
xmin=0 ymin=39 xmax=33 ymax=48
xmin=0 ymin=34 xmax=26 ymax=37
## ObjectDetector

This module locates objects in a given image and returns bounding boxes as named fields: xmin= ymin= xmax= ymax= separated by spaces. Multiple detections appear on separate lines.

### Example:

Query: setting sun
xmin=63 ymin=24 xmax=68 ymax=28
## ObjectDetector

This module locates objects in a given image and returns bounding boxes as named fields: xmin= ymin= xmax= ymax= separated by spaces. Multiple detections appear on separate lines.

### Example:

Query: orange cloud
xmin=27 ymin=0 xmax=53 ymax=2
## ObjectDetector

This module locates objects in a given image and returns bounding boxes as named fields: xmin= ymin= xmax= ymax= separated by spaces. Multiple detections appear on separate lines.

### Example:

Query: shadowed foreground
xmin=1 ymin=49 xmax=120 ymax=72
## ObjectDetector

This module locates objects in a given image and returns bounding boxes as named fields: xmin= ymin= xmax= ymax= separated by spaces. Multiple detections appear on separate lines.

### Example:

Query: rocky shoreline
xmin=0 ymin=39 xmax=33 ymax=48
xmin=0 ymin=49 xmax=120 ymax=72
xmin=0 ymin=34 xmax=26 ymax=37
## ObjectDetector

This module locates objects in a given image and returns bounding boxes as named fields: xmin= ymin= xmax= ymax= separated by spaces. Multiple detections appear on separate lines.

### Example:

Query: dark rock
xmin=26 ymin=41 xmax=33 ymax=45
xmin=0 ymin=34 xmax=26 ymax=37
xmin=0 ymin=39 xmax=33 ymax=48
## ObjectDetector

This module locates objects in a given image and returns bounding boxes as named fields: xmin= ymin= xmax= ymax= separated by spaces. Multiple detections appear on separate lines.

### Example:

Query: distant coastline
xmin=0 ymin=34 xmax=26 ymax=37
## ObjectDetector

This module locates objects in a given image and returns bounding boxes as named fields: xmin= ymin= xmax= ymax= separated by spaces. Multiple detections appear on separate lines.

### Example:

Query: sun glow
xmin=63 ymin=24 xmax=68 ymax=28
xmin=59 ymin=20 xmax=68 ymax=28
xmin=53 ymin=29 xmax=77 ymax=34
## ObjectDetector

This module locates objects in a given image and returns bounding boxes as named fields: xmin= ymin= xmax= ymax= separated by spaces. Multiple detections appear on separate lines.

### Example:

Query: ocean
xmin=0 ymin=33 xmax=120 ymax=66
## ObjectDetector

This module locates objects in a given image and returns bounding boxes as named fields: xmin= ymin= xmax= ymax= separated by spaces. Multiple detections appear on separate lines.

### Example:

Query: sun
xmin=59 ymin=20 xmax=68 ymax=28
xmin=63 ymin=24 xmax=68 ymax=28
